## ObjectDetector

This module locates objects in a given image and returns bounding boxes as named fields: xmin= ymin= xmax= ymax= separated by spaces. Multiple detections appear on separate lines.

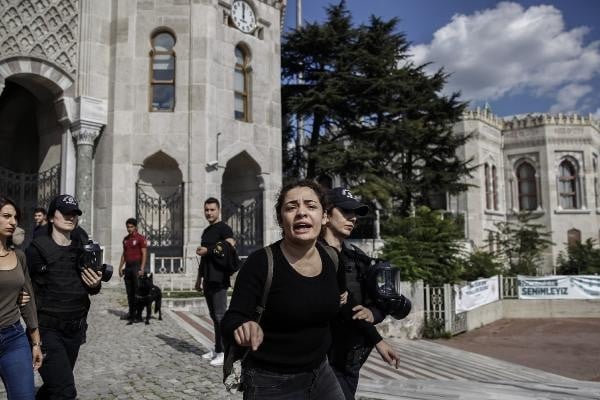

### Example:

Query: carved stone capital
xmin=71 ymin=121 xmax=103 ymax=146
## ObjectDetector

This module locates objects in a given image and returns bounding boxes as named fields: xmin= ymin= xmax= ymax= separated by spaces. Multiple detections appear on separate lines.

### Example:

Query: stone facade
xmin=0 ymin=0 xmax=285 ymax=267
xmin=452 ymin=107 xmax=600 ymax=274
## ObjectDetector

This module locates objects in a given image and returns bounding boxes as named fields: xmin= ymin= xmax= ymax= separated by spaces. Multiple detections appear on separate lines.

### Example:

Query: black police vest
xmin=29 ymin=236 xmax=90 ymax=319
xmin=340 ymin=244 xmax=373 ymax=306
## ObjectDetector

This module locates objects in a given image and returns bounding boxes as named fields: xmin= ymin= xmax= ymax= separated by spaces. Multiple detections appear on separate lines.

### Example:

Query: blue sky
xmin=283 ymin=1 xmax=600 ymax=118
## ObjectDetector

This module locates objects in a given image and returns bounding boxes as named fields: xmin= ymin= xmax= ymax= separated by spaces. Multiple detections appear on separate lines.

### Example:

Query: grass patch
xmin=163 ymin=291 xmax=202 ymax=299
xmin=162 ymin=289 xmax=234 ymax=299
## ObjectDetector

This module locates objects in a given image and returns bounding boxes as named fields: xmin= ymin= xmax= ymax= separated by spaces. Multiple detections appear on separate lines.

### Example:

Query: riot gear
xmin=366 ymin=260 xmax=411 ymax=320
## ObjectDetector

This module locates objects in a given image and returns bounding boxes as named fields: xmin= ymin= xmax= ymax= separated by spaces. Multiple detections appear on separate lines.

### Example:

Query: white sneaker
xmin=202 ymin=350 xmax=215 ymax=360
xmin=210 ymin=352 xmax=224 ymax=366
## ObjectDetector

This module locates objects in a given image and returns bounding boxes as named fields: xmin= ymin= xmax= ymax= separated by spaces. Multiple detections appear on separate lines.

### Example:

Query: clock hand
xmin=242 ymin=3 xmax=246 ymax=21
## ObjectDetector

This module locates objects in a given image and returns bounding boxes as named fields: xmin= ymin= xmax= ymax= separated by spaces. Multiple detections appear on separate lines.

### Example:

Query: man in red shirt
xmin=118 ymin=218 xmax=148 ymax=324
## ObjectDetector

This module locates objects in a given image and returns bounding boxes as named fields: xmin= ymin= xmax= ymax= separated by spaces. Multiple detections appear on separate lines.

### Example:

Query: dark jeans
xmin=331 ymin=365 xmax=360 ymax=400
xmin=330 ymin=342 xmax=373 ymax=400
xmin=204 ymin=283 xmax=228 ymax=353
xmin=0 ymin=322 xmax=35 ymax=400
xmin=124 ymin=261 xmax=141 ymax=320
xmin=242 ymin=358 xmax=344 ymax=400
xmin=36 ymin=322 xmax=87 ymax=400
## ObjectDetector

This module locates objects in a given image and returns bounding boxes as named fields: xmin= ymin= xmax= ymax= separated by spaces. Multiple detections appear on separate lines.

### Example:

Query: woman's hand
xmin=339 ymin=291 xmax=348 ymax=305
xmin=32 ymin=344 xmax=43 ymax=370
xmin=375 ymin=340 xmax=400 ymax=369
xmin=352 ymin=305 xmax=374 ymax=323
xmin=233 ymin=321 xmax=264 ymax=351
xmin=81 ymin=268 xmax=102 ymax=288
xmin=18 ymin=290 xmax=31 ymax=307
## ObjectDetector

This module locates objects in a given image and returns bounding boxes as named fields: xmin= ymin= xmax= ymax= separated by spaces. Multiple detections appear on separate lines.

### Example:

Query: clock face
xmin=231 ymin=0 xmax=257 ymax=34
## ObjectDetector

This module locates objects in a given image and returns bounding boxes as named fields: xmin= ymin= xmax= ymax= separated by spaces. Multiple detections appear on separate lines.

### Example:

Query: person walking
xmin=0 ymin=195 xmax=43 ymax=399
xmin=221 ymin=180 xmax=346 ymax=399
xmin=26 ymin=194 xmax=103 ymax=400
xmin=32 ymin=207 xmax=48 ymax=239
xmin=195 ymin=197 xmax=235 ymax=366
xmin=323 ymin=187 xmax=411 ymax=399
xmin=117 ymin=218 xmax=148 ymax=324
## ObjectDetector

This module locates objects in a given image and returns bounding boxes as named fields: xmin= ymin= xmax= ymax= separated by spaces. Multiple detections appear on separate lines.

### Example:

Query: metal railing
xmin=149 ymin=254 xmax=186 ymax=274
xmin=502 ymin=276 xmax=519 ymax=299
xmin=425 ymin=276 xmax=520 ymax=336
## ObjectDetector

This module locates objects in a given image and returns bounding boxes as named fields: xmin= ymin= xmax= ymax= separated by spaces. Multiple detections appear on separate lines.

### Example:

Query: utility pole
xmin=294 ymin=0 xmax=305 ymax=177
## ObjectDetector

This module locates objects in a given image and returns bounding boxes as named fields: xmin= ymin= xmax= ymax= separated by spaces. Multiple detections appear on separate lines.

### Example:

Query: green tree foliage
xmin=281 ymin=2 xmax=356 ymax=180
xmin=492 ymin=213 xmax=553 ymax=276
xmin=556 ymin=238 xmax=600 ymax=275
xmin=457 ymin=250 xmax=503 ymax=282
xmin=281 ymin=2 xmax=474 ymax=215
xmin=380 ymin=206 xmax=464 ymax=285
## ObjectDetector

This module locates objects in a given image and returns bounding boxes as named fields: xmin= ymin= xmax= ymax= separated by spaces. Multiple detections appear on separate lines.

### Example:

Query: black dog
xmin=133 ymin=273 xmax=162 ymax=325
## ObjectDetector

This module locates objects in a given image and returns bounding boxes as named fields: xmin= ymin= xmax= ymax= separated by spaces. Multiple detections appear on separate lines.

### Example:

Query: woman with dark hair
xmin=221 ymin=180 xmax=345 ymax=399
xmin=26 ymin=194 xmax=102 ymax=399
xmin=0 ymin=195 xmax=43 ymax=399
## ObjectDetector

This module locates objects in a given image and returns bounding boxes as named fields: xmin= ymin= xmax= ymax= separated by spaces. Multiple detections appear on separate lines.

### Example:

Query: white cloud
xmin=409 ymin=2 xmax=600 ymax=112
xmin=593 ymin=108 xmax=600 ymax=119
xmin=549 ymin=84 xmax=592 ymax=112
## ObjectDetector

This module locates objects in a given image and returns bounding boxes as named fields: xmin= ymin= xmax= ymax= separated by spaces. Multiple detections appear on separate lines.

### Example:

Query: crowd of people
xmin=0 ymin=180 xmax=411 ymax=400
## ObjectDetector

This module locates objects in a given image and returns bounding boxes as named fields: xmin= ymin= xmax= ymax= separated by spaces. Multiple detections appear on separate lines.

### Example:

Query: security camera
xmin=206 ymin=160 xmax=219 ymax=168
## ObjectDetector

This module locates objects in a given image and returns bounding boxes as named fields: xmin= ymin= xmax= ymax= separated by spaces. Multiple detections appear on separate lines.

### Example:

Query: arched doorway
xmin=0 ymin=76 xmax=63 ymax=244
xmin=136 ymin=151 xmax=184 ymax=257
xmin=221 ymin=152 xmax=263 ymax=256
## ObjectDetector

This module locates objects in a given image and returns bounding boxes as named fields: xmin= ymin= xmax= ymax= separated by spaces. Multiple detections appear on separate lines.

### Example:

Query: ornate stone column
xmin=68 ymin=96 xmax=107 ymax=232
xmin=70 ymin=121 xmax=102 ymax=230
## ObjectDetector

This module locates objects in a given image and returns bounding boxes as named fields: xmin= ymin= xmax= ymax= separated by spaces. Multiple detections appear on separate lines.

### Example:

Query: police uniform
xmin=328 ymin=243 xmax=384 ymax=398
xmin=26 ymin=195 xmax=101 ymax=400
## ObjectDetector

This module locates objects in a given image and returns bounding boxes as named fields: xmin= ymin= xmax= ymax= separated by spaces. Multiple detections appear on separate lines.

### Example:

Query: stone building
xmin=0 ymin=0 xmax=285 ymax=267
xmin=451 ymin=107 xmax=600 ymax=274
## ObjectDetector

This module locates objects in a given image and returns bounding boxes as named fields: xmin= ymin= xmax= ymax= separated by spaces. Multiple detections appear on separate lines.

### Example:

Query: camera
xmin=80 ymin=240 xmax=113 ymax=282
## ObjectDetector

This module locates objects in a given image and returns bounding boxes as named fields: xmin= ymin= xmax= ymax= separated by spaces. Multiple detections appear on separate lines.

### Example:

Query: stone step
xmin=169 ymin=310 xmax=600 ymax=400
xmin=357 ymin=379 xmax=600 ymax=400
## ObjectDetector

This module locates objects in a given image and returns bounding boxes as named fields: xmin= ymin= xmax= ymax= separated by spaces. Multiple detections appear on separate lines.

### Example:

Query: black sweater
xmin=221 ymin=241 xmax=342 ymax=373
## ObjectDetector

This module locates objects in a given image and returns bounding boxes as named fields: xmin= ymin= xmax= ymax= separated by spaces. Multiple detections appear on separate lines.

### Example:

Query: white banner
xmin=455 ymin=276 xmax=500 ymax=313
xmin=518 ymin=275 xmax=600 ymax=299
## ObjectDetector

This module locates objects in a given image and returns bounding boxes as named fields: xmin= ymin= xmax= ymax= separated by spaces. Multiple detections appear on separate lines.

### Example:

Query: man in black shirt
xmin=32 ymin=207 xmax=48 ymax=238
xmin=194 ymin=197 xmax=235 ymax=367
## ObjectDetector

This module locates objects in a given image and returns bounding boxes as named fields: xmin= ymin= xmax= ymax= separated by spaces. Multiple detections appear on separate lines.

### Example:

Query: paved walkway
xmin=3 ymin=287 xmax=599 ymax=399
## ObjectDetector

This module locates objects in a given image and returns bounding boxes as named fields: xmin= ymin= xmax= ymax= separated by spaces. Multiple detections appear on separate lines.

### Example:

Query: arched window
xmin=567 ymin=228 xmax=581 ymax=248
xmin=492 ymin=165 xmax=498 ymax=210
xmin=516 ymin=162 xmax=537 ymax=211
xmin=484 ymin=163 xmax=491 ymax=209
xmin=558 ymin=160 xmax=578 ymax=209
xmin=594 ymin=155 xmax=598 ymax=208
xmin=150 ymin=31 xmax=176 ymax=111
xmin=234 ymin=45 xmax=250 ymax=121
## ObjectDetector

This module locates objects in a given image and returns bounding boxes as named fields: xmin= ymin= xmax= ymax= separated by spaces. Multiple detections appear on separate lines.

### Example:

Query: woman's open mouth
xmin=293 ymin=222 xmax=313 ymax=233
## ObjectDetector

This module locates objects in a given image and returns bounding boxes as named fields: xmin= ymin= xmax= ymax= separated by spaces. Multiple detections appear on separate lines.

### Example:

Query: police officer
xmin=323 ymin=187 xmax=411 ymax=400
xmin=26 ymin=194 xmax=103 ymax=400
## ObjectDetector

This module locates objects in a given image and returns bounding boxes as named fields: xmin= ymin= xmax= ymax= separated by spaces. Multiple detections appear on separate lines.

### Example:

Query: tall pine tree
xmin=282 ymin=2 xmax=474 ymax=216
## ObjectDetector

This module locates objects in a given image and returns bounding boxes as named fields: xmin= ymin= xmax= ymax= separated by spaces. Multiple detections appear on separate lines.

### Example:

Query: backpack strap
xmin=255 ymin=245 xmax=274 ymax=322
xmin=322 ymin=244 xmax=339 ymax=272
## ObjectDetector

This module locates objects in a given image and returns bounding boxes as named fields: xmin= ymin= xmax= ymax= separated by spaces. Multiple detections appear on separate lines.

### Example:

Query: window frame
xmin=149 ymin=30 xmax=176 ymax=112
xmin=516 ymin=161 xmax=538 ymax=211
xmin=492 ymin=165 xmax=498 ymax=210
xmin=234 ymin=44 xmax=251 ymax=122
xmin=558 ymin=159 xmax=578 ymax=209
xmin=484 ymin=163 xmax=491 ymax=210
